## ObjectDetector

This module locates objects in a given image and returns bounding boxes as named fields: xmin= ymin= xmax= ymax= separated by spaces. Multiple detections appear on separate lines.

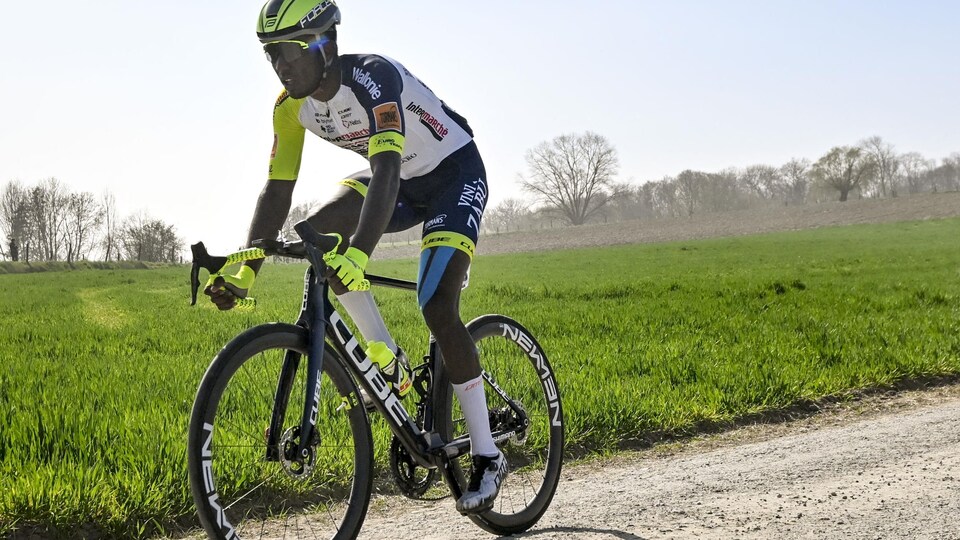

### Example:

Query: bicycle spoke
xmin=189 ymin=326 xmax=372 ymax=540
xmin=439 ymin=316 xmax=563 ymax=535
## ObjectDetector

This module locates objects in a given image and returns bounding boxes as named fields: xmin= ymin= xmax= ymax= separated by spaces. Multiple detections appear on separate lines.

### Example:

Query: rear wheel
xmin=187 ymin=323 xmax=373 ymax=540
xmin=436 ymin=315 xmax=564 ymax=535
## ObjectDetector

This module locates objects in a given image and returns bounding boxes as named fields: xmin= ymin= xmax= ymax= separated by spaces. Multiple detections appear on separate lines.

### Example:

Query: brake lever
xmin=190 ymin=242 xmax=229 ymax=306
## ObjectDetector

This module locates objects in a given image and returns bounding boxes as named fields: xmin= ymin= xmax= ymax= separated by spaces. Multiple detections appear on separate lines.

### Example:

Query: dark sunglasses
xmin=263 ymin=36 xmax=328 ymax=64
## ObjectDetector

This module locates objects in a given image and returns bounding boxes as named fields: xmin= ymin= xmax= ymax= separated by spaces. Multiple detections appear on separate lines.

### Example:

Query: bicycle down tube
xmin=293 ymin=221 xmax=446 ymax=468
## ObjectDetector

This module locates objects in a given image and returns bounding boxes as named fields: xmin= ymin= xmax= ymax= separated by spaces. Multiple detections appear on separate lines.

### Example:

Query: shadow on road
xmin=500 ymin=526 xmax=646 ymax=540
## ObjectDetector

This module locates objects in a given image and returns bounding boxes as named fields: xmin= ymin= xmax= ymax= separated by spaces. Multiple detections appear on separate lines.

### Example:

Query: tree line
xmin=483 ymin=134 xmax=960 ymax=233
xmin=0 ymin=178 xmax=183 ymax=263
xmin=7 ymin=133 xmax=956 ymax=261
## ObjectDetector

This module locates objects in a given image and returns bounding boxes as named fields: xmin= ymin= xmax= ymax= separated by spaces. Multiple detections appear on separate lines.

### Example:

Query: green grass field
xmin=2 ymin=218 xmax=959 ymax=538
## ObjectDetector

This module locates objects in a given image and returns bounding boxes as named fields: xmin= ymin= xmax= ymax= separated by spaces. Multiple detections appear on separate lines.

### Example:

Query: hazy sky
xmin=2 ymin=1 xmax=958 ymax=251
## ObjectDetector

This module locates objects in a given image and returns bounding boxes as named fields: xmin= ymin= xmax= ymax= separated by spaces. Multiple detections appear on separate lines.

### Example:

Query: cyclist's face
xmin=265 ymin=42 xmax=325 ymax=98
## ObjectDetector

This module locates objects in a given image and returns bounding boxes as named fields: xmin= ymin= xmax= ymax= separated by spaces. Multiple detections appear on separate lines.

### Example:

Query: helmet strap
xmin=316 ymin=38 xmax=336 ymax=80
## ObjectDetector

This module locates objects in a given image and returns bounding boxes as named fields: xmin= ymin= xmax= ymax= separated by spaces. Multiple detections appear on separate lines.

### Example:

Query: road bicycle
xmin=185 ymin=221 xmax=564 ymax=540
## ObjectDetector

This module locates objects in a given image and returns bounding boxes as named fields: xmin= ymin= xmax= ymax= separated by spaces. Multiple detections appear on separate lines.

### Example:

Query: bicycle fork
xmin=265 ymin=263 xmax=328 ymax=465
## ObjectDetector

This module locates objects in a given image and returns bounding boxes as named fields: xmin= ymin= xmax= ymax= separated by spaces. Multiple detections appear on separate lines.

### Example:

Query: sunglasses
xmin=263 ymin=36 xmax=329 ymax=64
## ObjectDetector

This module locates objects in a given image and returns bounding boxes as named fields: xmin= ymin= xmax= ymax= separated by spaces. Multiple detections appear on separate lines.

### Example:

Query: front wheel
xmin=187 ymin=323 xmax=374 ymax=540
xmin=436 ymin=315 xmax=565 ymax=535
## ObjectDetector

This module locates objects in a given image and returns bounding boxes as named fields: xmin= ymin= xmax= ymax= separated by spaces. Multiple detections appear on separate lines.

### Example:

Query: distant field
xmin=1 ymin=217 xmax=959 ymax=538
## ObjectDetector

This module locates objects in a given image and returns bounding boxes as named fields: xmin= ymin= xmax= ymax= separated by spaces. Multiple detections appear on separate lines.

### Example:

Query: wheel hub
xmin=279 ymin=426 xmax=316 ymax=480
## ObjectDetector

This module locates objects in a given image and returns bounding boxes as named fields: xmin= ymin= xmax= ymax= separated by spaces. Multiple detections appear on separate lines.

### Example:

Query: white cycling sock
xmin=452 ymin=376 xmax=499 ymax=457
xmin=337 ymin=291 xmax=397 ymax=351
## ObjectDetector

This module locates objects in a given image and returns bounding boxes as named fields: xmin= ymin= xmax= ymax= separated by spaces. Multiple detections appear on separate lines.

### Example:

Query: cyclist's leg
xmin=412 ymin=143 xmax=504 ymax=513
xmin=308 ymin=172 xmax=418 ymax=352
xmin=414 ymin=143 xmax=488 ymax=388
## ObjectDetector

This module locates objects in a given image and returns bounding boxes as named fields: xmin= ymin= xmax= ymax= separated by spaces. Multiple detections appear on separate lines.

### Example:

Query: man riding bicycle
xmin=203 ymin=0 xmax=505 ymax=514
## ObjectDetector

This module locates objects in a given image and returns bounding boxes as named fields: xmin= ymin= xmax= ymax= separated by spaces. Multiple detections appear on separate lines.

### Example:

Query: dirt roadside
xmin=358 ymin=383 xmax=960 ymax=540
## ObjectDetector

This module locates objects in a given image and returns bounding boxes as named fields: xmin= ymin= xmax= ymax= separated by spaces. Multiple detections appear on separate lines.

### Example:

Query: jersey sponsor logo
xmin=352 ymin=68 xmax=383 ymax=100
xmin=371 ymin=135 xmax=403 ymax=152
xmin=331 ymin=128 xmax=369 ymax=142
xmin=300 ymin=0 xmax=334 ymax=28
xmin=372 ymin=102 xmax=402 ymax=132
xmin=401 ymin=153 xmax=418 ymax=164
xmin=424 ymin=214 xmax=447 ymax=230
xmin=405 ymin=102 xmax=449 ymax=141
xmin=343 ymin=140 xmax=368 ymax=154
xmin=270 ymin=134 xmax=278 ymax=158
xmin=342 ymin=118 xmax=362 ymax=128
xmin=422 ymin=234 xmax=475 ymax=257
xmin=458 ymin=178 xmax=487 ymax=232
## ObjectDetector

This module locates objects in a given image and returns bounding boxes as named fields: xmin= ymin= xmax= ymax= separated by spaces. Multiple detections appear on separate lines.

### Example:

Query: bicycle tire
xmin=188 ymin=323 xmax=374 ymax=540
xmin=435 ymin=315 xmax=565 ymax=535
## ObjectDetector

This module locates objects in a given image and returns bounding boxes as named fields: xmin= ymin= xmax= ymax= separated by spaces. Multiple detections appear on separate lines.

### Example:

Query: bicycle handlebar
xmin=190 ymin=220 xmax=340 ymax=309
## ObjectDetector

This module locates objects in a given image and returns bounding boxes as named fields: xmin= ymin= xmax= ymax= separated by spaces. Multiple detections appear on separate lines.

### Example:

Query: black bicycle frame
xmin=264 ymin=241 xmax=448 ymax=470
xmin=260 ymin=222 xmax=526 ymax=474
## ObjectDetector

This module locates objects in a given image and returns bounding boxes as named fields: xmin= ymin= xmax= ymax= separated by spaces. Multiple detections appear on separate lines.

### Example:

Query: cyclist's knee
xmin=417 ymin=246 xmax=469 ymax=309
xmin=307 ymin=195 xmax=362 ymax=237
xmin=420 ymin=291 xmax=457 ymax=331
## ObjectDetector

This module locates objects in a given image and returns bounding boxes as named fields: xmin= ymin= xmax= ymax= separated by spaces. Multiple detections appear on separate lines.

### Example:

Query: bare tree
xmin=27 ymin=178 xmax=70 ymax=261
xmin=780 ymin=158 xmax=811 ymax=205
xmin=483 ymin=198 xmax=532 ymax=233
xmin=63 ymin=192 xmax=102 ymax=263
xmin=520 ymin=132 xmax=619 ymax=225
xmin=675 ymin=170 xmax=708 ymax=217
xmin=738 ymin=165 xmax=784 ymax=202
xmin=0 ymin=180 xmax=30 ymax=261
xmin=860 ymin=136 xmax=899 ymax=197
xmin=281 ymin=202 xmax=315 ymax=241
xmin=120 ymin=212 xmax=183 ymax=263
xmin=652 ymin=177 xmax=681 ymax=218
xmin=811 ymin=146 xmax=876 ymax=202
xmin=100 ymin=190 xmax=120 ymax=262
xmin=604 ymin=182 xmax=650 ymax=221
xmin=897 ymin=152 xmax=932 ymax=195
xmin=940 ymin=154 xmax=960 ymax=192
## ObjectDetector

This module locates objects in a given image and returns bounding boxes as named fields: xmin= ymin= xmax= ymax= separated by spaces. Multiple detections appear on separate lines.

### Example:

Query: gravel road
xmin=356 ymin=384 xmax=960 ymax=540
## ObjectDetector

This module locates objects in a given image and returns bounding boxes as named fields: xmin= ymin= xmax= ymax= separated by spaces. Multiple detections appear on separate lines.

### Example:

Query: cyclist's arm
xmin=243 ymin=180 xmax=294 ymax=274
xmin=245 ymin=90 xmax=305 ymax=274
xmin=351 ymin=150 xmax=401 ymax=256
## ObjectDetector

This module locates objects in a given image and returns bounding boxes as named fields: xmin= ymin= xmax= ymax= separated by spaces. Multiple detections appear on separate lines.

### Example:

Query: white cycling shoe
xmin=456 ymin=451 xmax=508 ymax=515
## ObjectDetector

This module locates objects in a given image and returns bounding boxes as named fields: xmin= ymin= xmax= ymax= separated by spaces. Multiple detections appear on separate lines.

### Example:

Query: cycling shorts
xmin=339 ymin=141 xmax=488 ymax=259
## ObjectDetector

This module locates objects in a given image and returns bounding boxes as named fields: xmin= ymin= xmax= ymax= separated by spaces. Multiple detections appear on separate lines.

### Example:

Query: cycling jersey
xmin=269 ymin=53 xmax=474 ymax=181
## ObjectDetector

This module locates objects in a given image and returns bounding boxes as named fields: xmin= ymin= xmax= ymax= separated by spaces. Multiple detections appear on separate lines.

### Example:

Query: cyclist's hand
xmin=324 ymin=246 xmax=370 ymax=293
xmin=204 ymin=266 xmax=255 ymax=311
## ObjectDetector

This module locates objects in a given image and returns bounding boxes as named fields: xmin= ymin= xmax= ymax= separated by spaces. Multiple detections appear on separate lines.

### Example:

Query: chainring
xmin=389 ymin=435 xmax=438 ymax=499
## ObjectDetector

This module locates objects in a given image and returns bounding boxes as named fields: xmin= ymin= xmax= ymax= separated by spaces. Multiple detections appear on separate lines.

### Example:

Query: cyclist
xmin=204 ymin=0 xmax=505 ymax=515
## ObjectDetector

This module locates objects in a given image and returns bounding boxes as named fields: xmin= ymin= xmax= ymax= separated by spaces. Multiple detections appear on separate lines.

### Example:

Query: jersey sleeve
xmin=351 ymin=56 xmax=406 ymax=159
xmin=268 ymin=90 xmax=306 ymax=181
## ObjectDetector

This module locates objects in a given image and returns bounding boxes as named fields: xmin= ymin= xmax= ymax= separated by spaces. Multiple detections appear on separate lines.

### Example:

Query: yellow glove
xmin=324 ymin=246 xmax=370 ymax=292
xmin=203 ymin=266 xmax=256 ymax=310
